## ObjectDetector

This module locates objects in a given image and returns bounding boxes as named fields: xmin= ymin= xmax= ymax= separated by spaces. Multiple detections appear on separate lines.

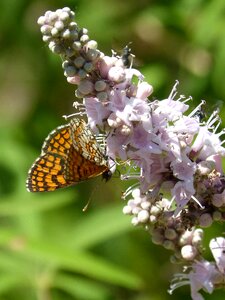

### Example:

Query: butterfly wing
xmin=26 ymin=124 xmax=74 ymax=192
xmin=41 ymin=124 xmax=72 ymax=157
xmin=26 ymin=152 xmax=72 ymax=192
xmin=70 ymin=118 xmax=108 ymax=166
xmin=26 ymin=120 xmax=109 ymax=192
xmin=65 ymin=146 xmax=108 ymax=182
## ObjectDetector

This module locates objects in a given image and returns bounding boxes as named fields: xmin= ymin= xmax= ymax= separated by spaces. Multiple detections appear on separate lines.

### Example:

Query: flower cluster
xmin=37 ymin=7 xmax=225 ymax=299
xmin=169 ymin=237 xmax=225 ymax=300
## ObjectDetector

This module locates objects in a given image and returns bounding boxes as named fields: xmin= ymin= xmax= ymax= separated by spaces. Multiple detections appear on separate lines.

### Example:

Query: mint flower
xmin=210 ymin=237 xmax=225 ymax=274
xmin=170 ymin=237 xmax=225 ymax=300
xmin=37 ymin=7 xmax=225 ymax=299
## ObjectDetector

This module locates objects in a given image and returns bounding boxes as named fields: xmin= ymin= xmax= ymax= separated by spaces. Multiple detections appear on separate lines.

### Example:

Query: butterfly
xmin=26 ymin=118 xmax=111 ymax=192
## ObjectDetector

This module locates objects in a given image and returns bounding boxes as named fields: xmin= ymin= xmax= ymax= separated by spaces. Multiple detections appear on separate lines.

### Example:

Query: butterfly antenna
xmin=82 ymin=198 xmax=92 ymax=212
xmin=82 ymin=183 xmax=99 ymax=212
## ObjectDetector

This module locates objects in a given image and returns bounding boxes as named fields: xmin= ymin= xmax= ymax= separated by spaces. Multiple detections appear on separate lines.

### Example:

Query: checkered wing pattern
xmin=70 ymin=119 xmax=108 ymax=166
xmin=26 ymin=119 xmax=110 ymax=192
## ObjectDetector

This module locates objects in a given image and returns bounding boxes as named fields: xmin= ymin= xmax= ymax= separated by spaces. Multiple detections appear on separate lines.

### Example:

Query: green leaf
xmin=19 ymin=239 xmax=142 ymax=290
xmin=65 ymin=203 xmax=132 ymax=249
xmin=0 ymin=273 xmax=24 ymax=295
xmin=53 ymin=273 xmax=110 ymax=300
xmin=0 ymin=193 xmax=74 ymax=216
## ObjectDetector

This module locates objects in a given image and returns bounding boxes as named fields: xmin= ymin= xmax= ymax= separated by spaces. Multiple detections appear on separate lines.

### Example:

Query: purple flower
xmin=171 ymin=180 xmax=195 ymax=215
xmin=84 ymin=97 xmax=110 ymax=131
xmin=38 ymin=8 xmax=225 ymax=298
xmin=170 ymin=237 xmax=225 ymax=300
xmin=186 ymin=261 xmax=217 ymax=300
xmin=171 ymin=155 xmax=196 ymax=181
xmin=210 ymin=237 xmax=225 ymax=274
xmin=192 ymin=123 xmax=225 ymax=161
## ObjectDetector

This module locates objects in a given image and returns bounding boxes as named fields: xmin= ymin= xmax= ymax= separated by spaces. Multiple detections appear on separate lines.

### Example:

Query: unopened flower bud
xmin=108 ymin=66 xmax=125 ymax=82
xmin=181 ymin=245 xmax=197 ymax=260
xmin=72 ymin=41 xmax=82 ymax=50
xmin=59 ymin=11 xmax=70 ymax=22
xmin=55 ymin=20 xmax=64 ymax=30
xmin=137 ymin=210 xmax=149 ymax=223
xmin=77 ymin=69 xmax=87 ymax=79
xmin=132 ymin=188 xmax=141 ymax=198
xmin=164 ymin=228 xmax=177 ymax=240
xmin=98 ymin=56 xmax=118 ymax=78
xmin=141 ymin=201 xmax=151 ymax=210
xmin=212 ymin=194 xmax=224 ymax=207
xmin=69 ymin=22 xmax=77 ymax=30
xmin=95 ymin=80 xmax=107 ymax=92
xmin=123 ymin=206 xmax=132 ymax=215
xmin=64 ymin=65 xmax=77 ymax=77
xmin=97 ymin=92 xmax=108 ymax=101
xmin=41 ymin=25 xmax=52 ymax=35
xmin=163 ymin=240 xmax=175 ymax=250
xmin=150 ymin=205 xmax=161 ymax=216
xmin=192 ymin=229 xmax=204 ymax=246
xmin=85 ymin=40 xmax=98 ymax=50
xmin=149 ymin=215 xmax=157 ymax=223
xmin=62 ymin=29 xmax=71 ymax=39
xmin=67 ymin=75 xmax=80 ymax=85
xmin=131 ymin=217 xmax=139 ymax=226
xmin=80 ymin=34 xmax=89 ymax=43
xmin=132 ymin=207 xmax=141 ymax=215
xmin=136 ymin=82 xmax=153 ymax=99
xmin=70 ymin=30 xmax=78 ymax=40
xmin=78 ymin=79 xmax=94 ymax=95
xmin=42 ymin=35 xmax=51 ymax=42
xmin=74 ymin=56 xmax=85 ymax=68
xmin=37 ymin=16 xmax=45 ymax=26
xmin=152 ymin=232 xmax=164 ymax=245
xmin=75 ymin=89 xmax=84 ymax=98
xmin=119 ymin=124 xmax=131 ymax=136
xmin=84 ymin=62 xmax=94 ymax=73
xmin=107 ymin=114 xmax=122 ymax=128
xmin=179 ymin=230 xmax=192 ymax=245
xmin=49 ymin=43 xmax=63 ymax=54
xmin=86 ymin=49 xmax=99 ymax=61
xmin=199 ymin=213 xmax=213 ymax=227
xmin=212 ymin=211 xmax=222 ymax=221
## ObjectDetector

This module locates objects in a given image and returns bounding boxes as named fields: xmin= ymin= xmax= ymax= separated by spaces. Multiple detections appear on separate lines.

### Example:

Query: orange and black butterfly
xmin=26 ymin=118 xmax=111 ymax=192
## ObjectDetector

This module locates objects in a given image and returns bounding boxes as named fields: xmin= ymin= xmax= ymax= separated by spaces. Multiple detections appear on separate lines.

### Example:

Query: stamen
xmin=168 ymin=80 xmax=179 ymax=100
xmin=218 ymin=130 xmax=225 ymax=145
xmin=120 ymin=173 xmax=142 ymax=180
xmin=191 ymin=195 xmax=205 ymax=209
xmin=213 ymin=119 xmax=222 ymax=134
xmin=168 ymin=196 xmax=176 ymax=210
xmin=73 ymin=101 xmax=86 ymax=109
xmin=206 ymin=110 xmax=219 ymax=128
xmin=177 ymin=95 xmax=187 ymax=102
xmin=188 ymin=100 xmax=206 ymax=118
xmin=121 ymin=182 xmax=140 ymax=199
xmin=168 ymin=276 xmax=190 ymax=294
xmin=62 ymin=111 xmax=85 ymax=120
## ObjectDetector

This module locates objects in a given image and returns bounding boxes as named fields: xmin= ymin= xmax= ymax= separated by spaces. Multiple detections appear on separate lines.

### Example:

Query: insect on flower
xmin=121 ymin=44 xmax=134 ymax=67
xmin=26 ymin=118 xmax=111 ymax=192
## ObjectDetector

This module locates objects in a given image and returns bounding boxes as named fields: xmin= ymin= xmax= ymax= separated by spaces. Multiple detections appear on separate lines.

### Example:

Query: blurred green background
xmin=0 ymin=0 xmax=225 ymax=299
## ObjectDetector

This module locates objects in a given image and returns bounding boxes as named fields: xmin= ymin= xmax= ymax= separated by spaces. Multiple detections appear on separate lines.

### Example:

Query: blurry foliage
xmin=0 ymin=0 xmax=225 ymax=299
